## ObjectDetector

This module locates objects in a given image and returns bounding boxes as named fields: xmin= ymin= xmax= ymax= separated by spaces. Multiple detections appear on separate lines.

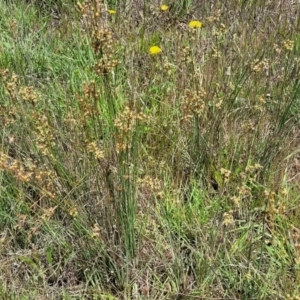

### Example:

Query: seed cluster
xmin=1 ymin=69 xmax=40 ymax=105
xmin=77 ymin=81 xmax=99 ymax=119
xmin=114 ymin=105 xmax=147 ymax=154
xmin=137 ymin=175 xmax=163 ymax=197
xmin=0 ymin=152 xmax=56 ymax=199
xmin=220 ymin=168 xmax=231 ymax=184
xmin=0 ymin=69 xmax=19 ymax=97
xmin=33 ymin=113 xmax=56 ymax=158
xmin=19 ymin=86 xmax=40 ymax=105
xmin=181 ymin=88 xmax=206 ymax=121
xmin=87 ymin=141 xmax=104 ymax=160
xmin=251 ymin=58 xmax=269 ymax=73
xmin=77 ymin=0 xmax=118 ymax=76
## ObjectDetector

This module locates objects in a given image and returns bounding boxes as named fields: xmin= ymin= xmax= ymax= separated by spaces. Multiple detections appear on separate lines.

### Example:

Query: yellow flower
xmin=108 ymin=9 xmax=116 ymax=14
xmin=160 ymin=4 xmax=169 ymax=11
xmin=189 ymin=20 xmax=202 ymax=29
xmin=149 ymin=46 xmax=162 ymax=55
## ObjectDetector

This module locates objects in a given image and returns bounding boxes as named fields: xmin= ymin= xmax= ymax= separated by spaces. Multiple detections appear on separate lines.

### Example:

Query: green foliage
xmin=0 ymin=0 xmax=300 ymax=298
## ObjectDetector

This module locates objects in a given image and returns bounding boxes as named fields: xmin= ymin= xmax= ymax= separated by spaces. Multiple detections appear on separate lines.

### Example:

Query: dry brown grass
xmin=0 ymin=0 xmax=300 ymax=298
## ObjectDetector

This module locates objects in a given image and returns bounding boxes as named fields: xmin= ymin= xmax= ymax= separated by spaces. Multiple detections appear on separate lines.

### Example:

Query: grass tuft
xmin=1 ymin=0 xmax=300 ymax=298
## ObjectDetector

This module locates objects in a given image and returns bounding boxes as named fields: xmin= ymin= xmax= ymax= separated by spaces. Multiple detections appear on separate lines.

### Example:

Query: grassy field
xmin=1 ymin=0 xmax=300 ymax=299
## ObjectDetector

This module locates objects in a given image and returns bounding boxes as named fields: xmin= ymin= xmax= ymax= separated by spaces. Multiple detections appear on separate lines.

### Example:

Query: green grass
xmin=1 ymin=0 xmax=300 ymax=299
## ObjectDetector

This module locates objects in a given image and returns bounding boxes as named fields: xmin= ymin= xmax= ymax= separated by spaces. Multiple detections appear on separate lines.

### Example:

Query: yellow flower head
xmin=108 ymin=9 xmax=116 ymax=14
xmin=160 ymin=4 xmax=169 ymax=11
xmin=189 ymin=20 xmax=202 ymax=29
xmin=149 ymin=46 xmax=162 ymax=55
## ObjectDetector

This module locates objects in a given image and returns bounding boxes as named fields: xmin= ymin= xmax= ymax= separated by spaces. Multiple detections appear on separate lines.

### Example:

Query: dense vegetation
xmin=1 ymin=0 xmax=300 ymax=299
